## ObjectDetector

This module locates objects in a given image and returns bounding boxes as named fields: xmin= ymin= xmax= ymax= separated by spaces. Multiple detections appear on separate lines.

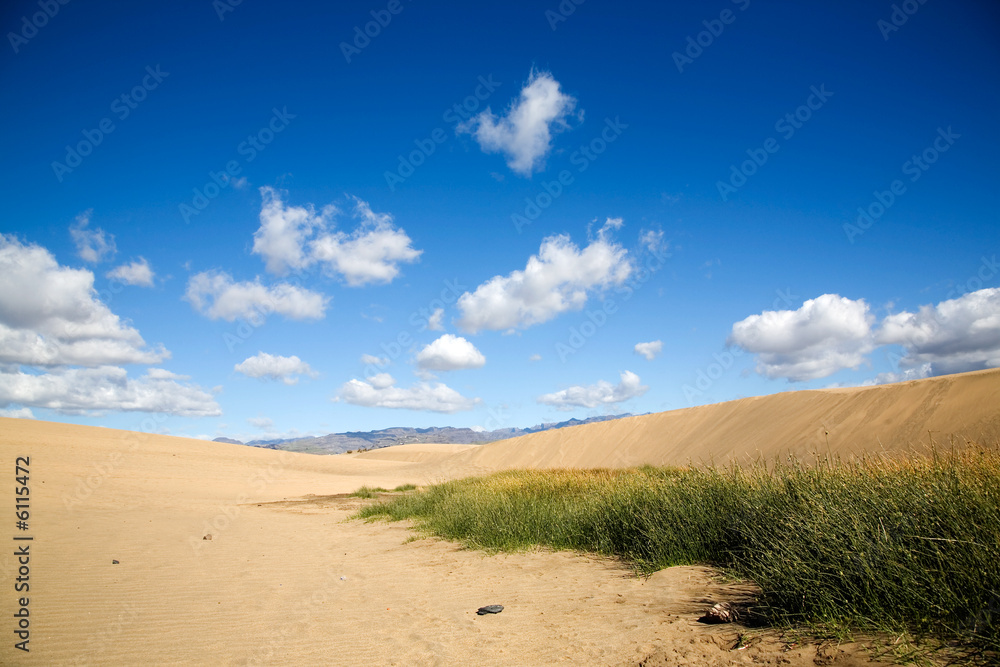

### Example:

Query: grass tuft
xmin=355 ymin=446 xmax=1000 ymax=660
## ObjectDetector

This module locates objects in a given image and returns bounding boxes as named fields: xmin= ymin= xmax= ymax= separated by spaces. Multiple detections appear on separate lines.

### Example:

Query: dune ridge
xmin=434 ymin=368 xmax=1000 ymax=476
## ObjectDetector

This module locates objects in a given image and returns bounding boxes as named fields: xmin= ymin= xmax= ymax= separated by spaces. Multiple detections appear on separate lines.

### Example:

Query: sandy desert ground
xmin=2 ymin=368 xmax=998 ymax=665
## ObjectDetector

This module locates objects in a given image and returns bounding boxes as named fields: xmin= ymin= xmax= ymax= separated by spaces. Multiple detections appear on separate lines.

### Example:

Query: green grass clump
xmin=347 ymin=485 xmax=388 ymax=498
xmin=348 ymin=483 xmax=418 ymax=498
xmin=356 ymin=447 xmax=1000 ymax=658
xmin=392 ymin=483 xmax=418 ymax=492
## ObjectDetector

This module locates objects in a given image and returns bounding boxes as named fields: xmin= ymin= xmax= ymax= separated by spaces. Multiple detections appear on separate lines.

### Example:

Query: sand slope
xmin=437 ymin=368 xmax=1000 ymax=475
xmin=352 ymin=442 xmax=480 ymax=463
xmin=5 ymin=368 xmax=996 ymax=665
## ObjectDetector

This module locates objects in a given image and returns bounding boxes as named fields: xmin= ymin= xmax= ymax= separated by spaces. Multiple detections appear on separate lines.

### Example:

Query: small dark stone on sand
xmin=112 ymin=560 xmax=119 ymax=564
xmin=477 ymin=605 xmax=504 ymax=615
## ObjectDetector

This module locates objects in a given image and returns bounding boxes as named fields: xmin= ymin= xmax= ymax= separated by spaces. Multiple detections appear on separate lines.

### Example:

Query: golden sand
xmin=3 ymin=368 xmax=997 ymax=665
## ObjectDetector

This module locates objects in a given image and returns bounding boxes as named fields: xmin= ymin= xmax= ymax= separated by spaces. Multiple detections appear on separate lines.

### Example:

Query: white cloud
xmin=639 ymin=229 xmax=666 ymax=254
xmin=235 ymin=352 xmax=318 ymax=385
xmin=427 ymin=307 xmax=445 ymax=331
xmin=107 ymin=258 xmax=154 ymax=287
xmin=0 ymin=235 xmax=167 ymax=367
xmin=538 ymin=371 xmax=648 ymax=410
xmin=457 ymin=231 xmax=632 ymax=333
xmin=252 ymin=187 xmax=421 ymax=286
xmin=876 ymin=288 xmax=1000 ymax=375
xmin=728 ymin=294 xmax=875 ymax=382
xmin=860 ymin=363 xmax=933 ymax=387
xmin=458 ymin=70 xmax=579 ymax=176
xmin=0 ymin=366 xmax=220 ymax=416
xmin=360 ymin=354 xmax=389 ymax=366
xmin=70 ymin=210 xmax=116 ymax=263
xmin=634 ymin=340 xmax=663 ymax=361
xmin=184 ymin=270 xmax=328 ymax=322
xmin=0 ymin=407 xmax=34 ymax=419
xmin=247 ymin=416 xmax=275 ymax=431
xmin=415 ymin=334 xmax=486 ymax=371
xmin=335 ymin=373 xmax=480 ymax=413
xmin=529 ymin=354 xmax=542 ymax=362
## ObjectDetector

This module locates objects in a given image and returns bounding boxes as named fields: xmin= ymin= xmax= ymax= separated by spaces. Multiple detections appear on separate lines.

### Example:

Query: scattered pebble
xmin=698 ymin=602 xmax=738 ymax=624
xmin=477 ymin=604 xmax=504 ymax=615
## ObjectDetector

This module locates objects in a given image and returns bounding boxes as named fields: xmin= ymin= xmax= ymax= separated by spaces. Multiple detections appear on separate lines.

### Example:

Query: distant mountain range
xmin=213 ymin=414 xmax=634 ymax=455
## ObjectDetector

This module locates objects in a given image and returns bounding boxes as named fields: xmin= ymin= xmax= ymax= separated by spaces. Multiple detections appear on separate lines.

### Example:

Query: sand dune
xmin=436 ymin=368 xmax=1000 ymax=476
xmin=352 ymin=442 xmax=480 ymax=463
xmin=5 ymin=369 xmax=996 ymax=665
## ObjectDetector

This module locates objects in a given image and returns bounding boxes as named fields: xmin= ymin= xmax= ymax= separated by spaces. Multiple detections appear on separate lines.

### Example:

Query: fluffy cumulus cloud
xmin=728 ymin=294 xmax=875 ymax=381
xmin=457 ymin=228 xmax=632 ymax=333
xmin=415 ymin=334 xmax=486 ymax=371
xmin=335 ymin=373 xmax=480 ymax=413
xmin=0 ymin=235 xmax=218 ymax=417
xmin=0 ymin=366 xmax=220 ymax=416
xmin=876 ymin=288 xmax=1000 ymax=375
xmin=70 ymin=210 xmax=116 ymax=263
xmin=538 ymin=371 xmax=648 ymax=410
xmin=634 ymin=340 xmax=663 ymax=361
xmin=234 ymin=352 xmax=318 ymax=385
xmin=458 ymin=70 xmax=579 ymax=176
xmin=107 ymin=258 xmax=154 ymax=287
xmin=0 ymin=235 xmax=167 ymax=367
xmin=184 ymin=270 xmax=328 ymax=322
xmin=252 ymin=187 xmax=421 ymax=286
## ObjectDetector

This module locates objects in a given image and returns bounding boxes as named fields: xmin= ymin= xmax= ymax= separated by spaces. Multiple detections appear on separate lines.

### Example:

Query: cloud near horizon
xmin=537 ymin=371 xmax=648 ymax=410
xmin=335 ymin=373 xmax=480 ymax=413
xmin=730 ymin=289 xmax=1000 ymax=382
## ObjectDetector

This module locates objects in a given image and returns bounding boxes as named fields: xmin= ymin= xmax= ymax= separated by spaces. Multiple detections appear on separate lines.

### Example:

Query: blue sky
xmin=1 ymin=0 xmax=998 ymax=441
